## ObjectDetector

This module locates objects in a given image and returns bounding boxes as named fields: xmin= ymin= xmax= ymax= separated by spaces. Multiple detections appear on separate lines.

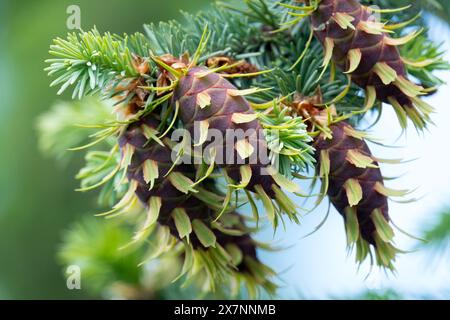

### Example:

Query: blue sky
xmin=259 ymin=16 xmax=450 ymax=299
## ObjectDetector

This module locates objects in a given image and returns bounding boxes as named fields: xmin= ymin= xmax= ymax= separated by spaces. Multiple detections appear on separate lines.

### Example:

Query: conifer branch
xmin=41 ymin=0 xmax=450 ymax=296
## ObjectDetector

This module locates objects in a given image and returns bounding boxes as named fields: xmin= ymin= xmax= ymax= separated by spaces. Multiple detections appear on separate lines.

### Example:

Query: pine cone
xmin=118 ymin=113 xmax=275 ymax=294
xmin=310 ymin=0 xmax=433 ymax=129
xmin=314 ymin=121 xmax=399 ymax=269
xmin=173 ymin=66 xmax=278 ymax=196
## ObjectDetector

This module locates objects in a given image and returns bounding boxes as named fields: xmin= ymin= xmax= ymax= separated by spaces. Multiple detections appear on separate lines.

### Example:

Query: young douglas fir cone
xmin=290 ymin=0 xmax=434 ymax=129
xmin=116 ymin=92 xmax=276 ymax=294
xmin=314 ymin=121 xmax=400 ymax=269
xmin=173 ymin=66 xmax=283 ymax=197
xmin=290 ymin=89 xmax=401 ymax=269
xmin=155 ymin=54 xmax=301 ymax=226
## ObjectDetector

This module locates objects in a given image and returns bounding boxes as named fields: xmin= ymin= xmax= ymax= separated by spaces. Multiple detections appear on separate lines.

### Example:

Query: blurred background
xmin=0 ymin=0 xmax=449 ymax=299
xmin=0 ymin=0 xmax=209 ymax=300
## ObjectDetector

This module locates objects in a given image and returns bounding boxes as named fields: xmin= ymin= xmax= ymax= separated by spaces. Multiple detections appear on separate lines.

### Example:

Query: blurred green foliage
xmin=429 ymin=0 xmax=450 ymax=23
xmin=334 ymin=289 xmax=405 ymax=300
xmin=422 ymin=208 xmax=450 ymax=256
xmin=59 ymin=215 xmax=217 ymax=299
xmin=37 ymin=97 xmax=115 ymax=163
xmin=59 ymin=216 xmax=145 ymax=298
xmin=0 ymin=0 xmax=208 ymax=299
